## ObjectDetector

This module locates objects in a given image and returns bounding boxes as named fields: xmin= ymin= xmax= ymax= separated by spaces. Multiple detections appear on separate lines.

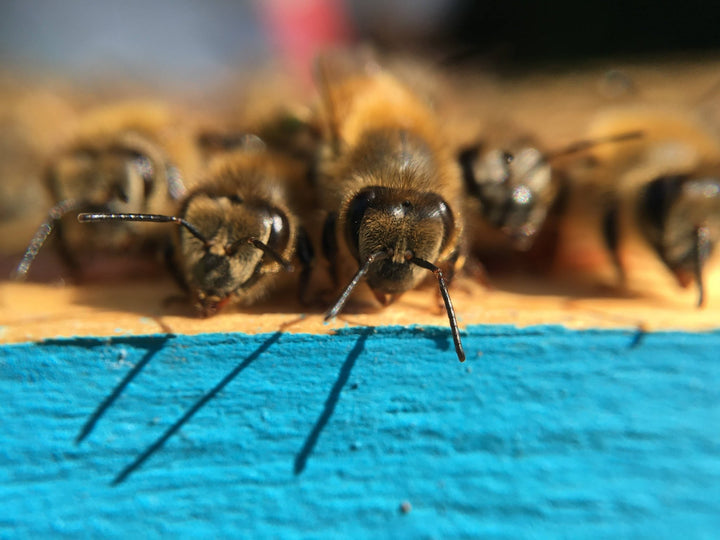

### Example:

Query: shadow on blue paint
xmin=76 ymin=335 xmax=174 ymax=444
xmin=112 ymin=331 xmax=283 ymax=485
xmin=335 ymin=324 xmax=458 ymax=355
xmin=294 ymin=327 xmax=371 ymax=475
xmin=629 ymin=326 xmax=647 ymax=348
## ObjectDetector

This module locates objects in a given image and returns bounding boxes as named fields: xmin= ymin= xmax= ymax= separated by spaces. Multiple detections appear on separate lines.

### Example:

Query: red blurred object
xmin=258 ymin=0 xmax=353 ymax=85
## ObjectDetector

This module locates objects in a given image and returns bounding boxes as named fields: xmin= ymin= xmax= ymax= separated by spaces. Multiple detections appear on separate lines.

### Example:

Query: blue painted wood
xmin=1 ymin=325 xmax=719 ymax=538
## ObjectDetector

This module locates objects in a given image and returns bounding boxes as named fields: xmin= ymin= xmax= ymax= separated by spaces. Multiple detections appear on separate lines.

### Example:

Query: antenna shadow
xmin=112 ymin=330 xmax=283 ymax=485
xmin=76 ymin=335 xmax=173 ymax=444
xmin=294 ymin=327 xmax=371 ymax=475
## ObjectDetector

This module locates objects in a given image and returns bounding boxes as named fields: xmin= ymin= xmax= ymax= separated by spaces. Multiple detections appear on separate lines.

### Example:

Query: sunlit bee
xmin=314 ymin=52 xmax=466 ymax=361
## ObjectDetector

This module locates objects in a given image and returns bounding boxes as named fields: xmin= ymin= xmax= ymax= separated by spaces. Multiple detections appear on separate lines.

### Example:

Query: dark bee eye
xmin=503 ymin=151 xmax=514 ymax=164
xmin=427 ymin=195 xmax=455 ymax=253
xmin=345 ymin=188 xmax=377 ymax=259
xmin=228 ymin=194 xmax=244 ymax=204
xmin=458 ymin=146 xmax=481 ymax=196
xmin=638 ymin=175 xmax=685 ymax=232
xmin=265 ymin=206 xmax=290 ymax=253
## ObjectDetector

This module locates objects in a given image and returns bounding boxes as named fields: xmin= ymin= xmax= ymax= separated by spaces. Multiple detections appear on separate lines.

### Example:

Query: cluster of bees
xmin=4 ymin=52 xmax=720 ymax=362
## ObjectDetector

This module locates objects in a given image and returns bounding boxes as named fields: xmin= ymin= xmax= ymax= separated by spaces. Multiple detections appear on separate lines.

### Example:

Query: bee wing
xmin=313 ymin=47 xmax=382 ymax=151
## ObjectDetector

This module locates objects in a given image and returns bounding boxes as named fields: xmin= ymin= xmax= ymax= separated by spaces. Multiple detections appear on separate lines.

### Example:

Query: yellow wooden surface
xmin=2 ymin=257 xmax=719 ymax=344
xmin=3 ymin=59 xmax=720 ymax=344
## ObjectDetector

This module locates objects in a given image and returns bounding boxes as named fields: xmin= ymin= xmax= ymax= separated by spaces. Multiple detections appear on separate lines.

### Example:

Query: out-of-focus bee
xmin=584 ymin=107 xmax=720 ymax=307
xmin=314 ymin=53 xmax=466 ymax=362
xmin=0 ymin=81 xmax=81 ymax=257
xmin=457 ymin=127 xmax=643 ymax=267
xmin=13 ymin=102 xmax=202 ymax=280
xmin=197 ymin=66 xmax=321 ymax=166
xmin=79 ymin=137 xmax=315 ymax=316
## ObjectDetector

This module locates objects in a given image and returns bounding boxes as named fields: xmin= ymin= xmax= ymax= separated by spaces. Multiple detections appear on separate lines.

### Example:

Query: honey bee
xmin=313 ymin=53 xmax=466 ymax=362
xmin=583 ymin=107 xmax=720 ymax=307
xmin=13 ymin=101 xmax=202 ymax=280
xmin=457 ymin=128 xmax=643 ymax=263
xmin=79 ymin=137 xmax=315 ymax=316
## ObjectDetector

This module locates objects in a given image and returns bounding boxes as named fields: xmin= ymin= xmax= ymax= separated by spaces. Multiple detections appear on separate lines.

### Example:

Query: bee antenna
xmin=12 ymin=199 xmax=82 ymax=280
xmin=245 ymin=238 xmax=294 ymax=272
xmin=545 ymin=130 xmax=645 ymax=162
xmin=78 ymin=212 xmax=209 ymax=245
xmin=693 ymin=225 xmax=711 ymax=308
xmin=325 ymin=250 xmax=389 ymax=321
xmin=410 ymin=257 xmax=466 ymax=363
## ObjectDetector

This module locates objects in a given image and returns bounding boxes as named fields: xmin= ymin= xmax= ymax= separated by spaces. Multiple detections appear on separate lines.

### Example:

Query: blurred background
xmin=2 ymin=0 xmax=719 ymax=89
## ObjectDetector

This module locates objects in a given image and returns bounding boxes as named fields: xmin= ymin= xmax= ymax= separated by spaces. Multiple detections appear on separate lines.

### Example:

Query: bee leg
xmin=601 ymin=199 xmax=626 ymax=288
xmin=162 ymin=295 xmax=192 ymax=311
xmin=444 ymin=249 xmax=463 ymax=286
xmin=296 ymin=227 xmax=315 ymax=306
xmin=53 ymin=220 xmax=82 ymax=276
xmin=322 ymin=212 xmax=339 ymax=289
xmin=159 ymin=241 xmax=192 ymax=311
xmin=163 ymin=240 xmax=189 ymax=294
xmin=371 ymin=288 xmax=391 ymax=306
xmin=693 ymin=225 xmax=711 ymax=308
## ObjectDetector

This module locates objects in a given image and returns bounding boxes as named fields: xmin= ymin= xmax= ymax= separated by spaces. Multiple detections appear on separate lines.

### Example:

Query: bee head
xmin=47 ymin=132 xmax=176 ymax=252
xmin=50 ymin=132 xmax=171 ymax=209
xmin=328 ymin=184 xmax=465 ymax=363
xmin=344 ymin=186 xmax=454 ymax=293
xmin=179 ymin=190 xmax=292 ymax=315
xmin=461 ymin=145 xmax=553 ymax=250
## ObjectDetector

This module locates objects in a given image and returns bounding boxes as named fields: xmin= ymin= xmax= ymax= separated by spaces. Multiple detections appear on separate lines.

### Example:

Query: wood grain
xmin=2 ymin=257 xmax=719 ymax=344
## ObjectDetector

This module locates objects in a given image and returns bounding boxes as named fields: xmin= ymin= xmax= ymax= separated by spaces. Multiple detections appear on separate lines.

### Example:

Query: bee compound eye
xmin=345 ymin=188 xmax=378 ymax=259
xmin=265 ymin=206 xmax=290 ymax=253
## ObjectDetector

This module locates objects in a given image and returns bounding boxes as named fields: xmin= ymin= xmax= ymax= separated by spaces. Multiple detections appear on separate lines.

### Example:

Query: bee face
xmin=179 ymin=190 xmax=292 ymax=314
xmin=462 ymin=145 xmax=554 ymax=250
xmin=53 ymin=146 xmax=155 ymax=209
xmin=344 ymin=186 xmax=453 ymax=293
xmin=47 ymin=128 xmax=184 ymax=254
xmin=50 ymin=143 xmax=162 ymax=251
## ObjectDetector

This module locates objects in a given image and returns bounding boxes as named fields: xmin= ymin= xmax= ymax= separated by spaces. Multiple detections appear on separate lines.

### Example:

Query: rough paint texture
xmin=1 ymin=325 xmax=719 ymax=538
